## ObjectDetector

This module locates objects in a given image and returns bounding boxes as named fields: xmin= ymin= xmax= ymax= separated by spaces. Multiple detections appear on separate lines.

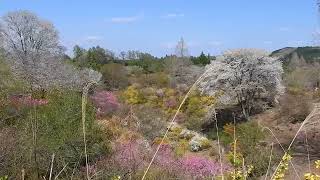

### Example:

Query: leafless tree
xmin=175 ymin=37 xmax=189 ymax=58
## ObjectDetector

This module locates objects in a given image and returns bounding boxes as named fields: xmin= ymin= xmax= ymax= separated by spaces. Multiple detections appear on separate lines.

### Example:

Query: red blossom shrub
xmin=90 ymin=90 xmax=120 ymax=117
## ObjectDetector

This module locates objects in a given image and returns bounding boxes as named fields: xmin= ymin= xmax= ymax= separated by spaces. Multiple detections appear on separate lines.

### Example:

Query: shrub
xmin=189 ymin=135 xmax=211 ymax=152
xmin=90 ymin=90 xmax=120 ymax=117
xmin=9 ymin=95 xmax=48 ymax=106
xmin=222 ymin=121 xmax=273 ymax=178
xmin=174 ymin=139 xmax=189 ymax=157
xmin=134 ymin=72 xmax=169 ymax=88
xmin=134 ymin=106 xmax=167 ymax=140
xmin=122 ymin=85 xmax=145 ymax=104
xmin=111 ymin=140 xmax=150 ymax=176
xmin=182 ymin=91 xmax=216 ymax=131
xmin=279 ymin=91 xmax=312 ymax=123
xmin=100 ymin=63 xmax=129 ymax=90
xmin=10 ymin=91 xmax=110 ymax=179
xmin=180 ymin=155 xmax=228 ymax=179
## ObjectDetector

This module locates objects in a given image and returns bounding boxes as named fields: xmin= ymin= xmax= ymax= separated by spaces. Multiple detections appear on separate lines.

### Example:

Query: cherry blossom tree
xmin=199 ymin=49 xmax=284 ymax=119
xmin=0 ymin=10 xmax=101 ymax=91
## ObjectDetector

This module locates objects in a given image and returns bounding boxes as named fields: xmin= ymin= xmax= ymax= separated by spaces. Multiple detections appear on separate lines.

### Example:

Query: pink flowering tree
xmin=90 ymin=90 xmax=120 ymax=117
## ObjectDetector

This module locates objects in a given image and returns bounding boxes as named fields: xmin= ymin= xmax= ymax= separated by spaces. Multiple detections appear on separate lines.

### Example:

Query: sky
xmin=0 ymin=0 xmax=319 ymax=57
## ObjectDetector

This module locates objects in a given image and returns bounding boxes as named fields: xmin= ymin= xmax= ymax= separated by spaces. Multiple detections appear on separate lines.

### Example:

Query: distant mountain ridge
xmin=271 ymin=46 xmax=320 ymax=65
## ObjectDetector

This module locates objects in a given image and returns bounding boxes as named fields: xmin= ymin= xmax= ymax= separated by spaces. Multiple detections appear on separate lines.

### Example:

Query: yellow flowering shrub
xmin=199 ymin=138 xmax=212 ymax=149
xmin=272 ymin=153 xmax=292 ymax=180
xmin=304 ymin=160 xmax=320 ymax=180
xmin=229 ymin=165 xmax=254 ymax=180
xmin=153 ymin=137 xmax=170 ymax=145
xmin=315 ymin=160 xmax=320 ymax=169
xmin=122 ymin=85 xmax=145 ymax=104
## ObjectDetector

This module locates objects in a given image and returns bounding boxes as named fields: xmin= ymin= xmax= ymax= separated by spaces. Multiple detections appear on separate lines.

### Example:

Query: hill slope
xmin=271 ymin=46 xmax=320 ymax=65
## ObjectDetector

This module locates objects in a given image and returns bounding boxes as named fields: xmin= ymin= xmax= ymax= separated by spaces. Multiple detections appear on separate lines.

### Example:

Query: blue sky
xmin=0 ymin=0 xmax=318 ymax=56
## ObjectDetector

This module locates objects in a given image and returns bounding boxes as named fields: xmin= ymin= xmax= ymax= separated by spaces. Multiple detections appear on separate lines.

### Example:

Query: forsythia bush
xmin=122 ymin=85 xmax=145 ymax=104
xmin=304 ymin=160 xmax=320 ymax=180
xmin=273 ymin=153 xmax=292 ymax=180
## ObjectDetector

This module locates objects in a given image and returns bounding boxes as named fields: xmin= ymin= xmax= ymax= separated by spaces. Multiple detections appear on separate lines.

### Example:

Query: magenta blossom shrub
xmin=112 ymin=140 xmax=150 ymax=174
xmin=90 ymin=90 xmax=120 ymax=117
xmin=10 ymin=95 xmax=48 ymax=107
xmin=111 ymin=142 xmax=228 ymax=179
xmin=154 ymin=145 xmax=228 ymax=179
xmin=180 ymin=155 xmax=228 ymax=179
xmin=154 ymin=144 xmax=181 ymax=173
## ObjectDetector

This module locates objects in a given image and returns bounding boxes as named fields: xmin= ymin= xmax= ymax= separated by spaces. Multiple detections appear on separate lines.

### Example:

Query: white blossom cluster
xmin=198 ymin=49 xmax=284 ymax=117
xmin=0 ymin=10 xmax=101 ymax=91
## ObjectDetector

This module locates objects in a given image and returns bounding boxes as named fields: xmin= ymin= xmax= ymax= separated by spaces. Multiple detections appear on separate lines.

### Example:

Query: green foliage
xmin=0 ymin=58 xmax=26 ymax=127
xmin=295 ymin=47 xmax=320 ymax=64
xmin=126 ymin=56 xmax=164 ymax=73
xmin=183 ymin=92 xmax=216 ymax=131
xmin=222 ymin=121 xmax=272 ymax=178
xmin=190 ymin=51 xmax=212 ymax=66
xmin=0 ymin=176 xmax=8 ymax=180
xmin=174 ymin=139 xmax=189 ymax=157
xmin=134 ymin=72 xmax=170 ymax=88
xmin=6 ymin=91 xmax=111 ymax=178
xmin=235 ymin=121 xmax=265 ymax=156
xmin=0 ymin=58 xmax=25 ymax=96
xmin=73 ymin=45 xmax=86 ymax=59
xmin=71 ymin=45 xmax=114 ymax=70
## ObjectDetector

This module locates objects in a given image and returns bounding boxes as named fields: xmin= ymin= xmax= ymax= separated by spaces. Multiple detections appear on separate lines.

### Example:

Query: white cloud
xmin=161 ymin=13 xmax=185 ymax=19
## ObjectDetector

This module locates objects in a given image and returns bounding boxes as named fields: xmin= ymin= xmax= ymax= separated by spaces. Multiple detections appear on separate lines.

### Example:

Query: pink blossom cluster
xmin=112 ymin=140 xmax=149 ymax=172
xmin=179 ymin=155 xmax=228 ymax=178
xmin=154 ymin=144 xmax=227 ymax=179
xmin=112 ymin=141 xmax=228 ymax=179
xmin=154 ymin=144 xmax=181 ymax=172
xmin=90 ymin=91 xmax=120 ymax=117
xmin=10 ymin=95 xmax=48 ymax=107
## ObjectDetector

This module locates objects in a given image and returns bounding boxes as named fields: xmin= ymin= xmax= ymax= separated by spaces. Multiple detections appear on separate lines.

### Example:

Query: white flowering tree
xmin=0 ymin=10 xmax=101 ymax=91
xmin=199 ymin=49 xmax=284 ymax=119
